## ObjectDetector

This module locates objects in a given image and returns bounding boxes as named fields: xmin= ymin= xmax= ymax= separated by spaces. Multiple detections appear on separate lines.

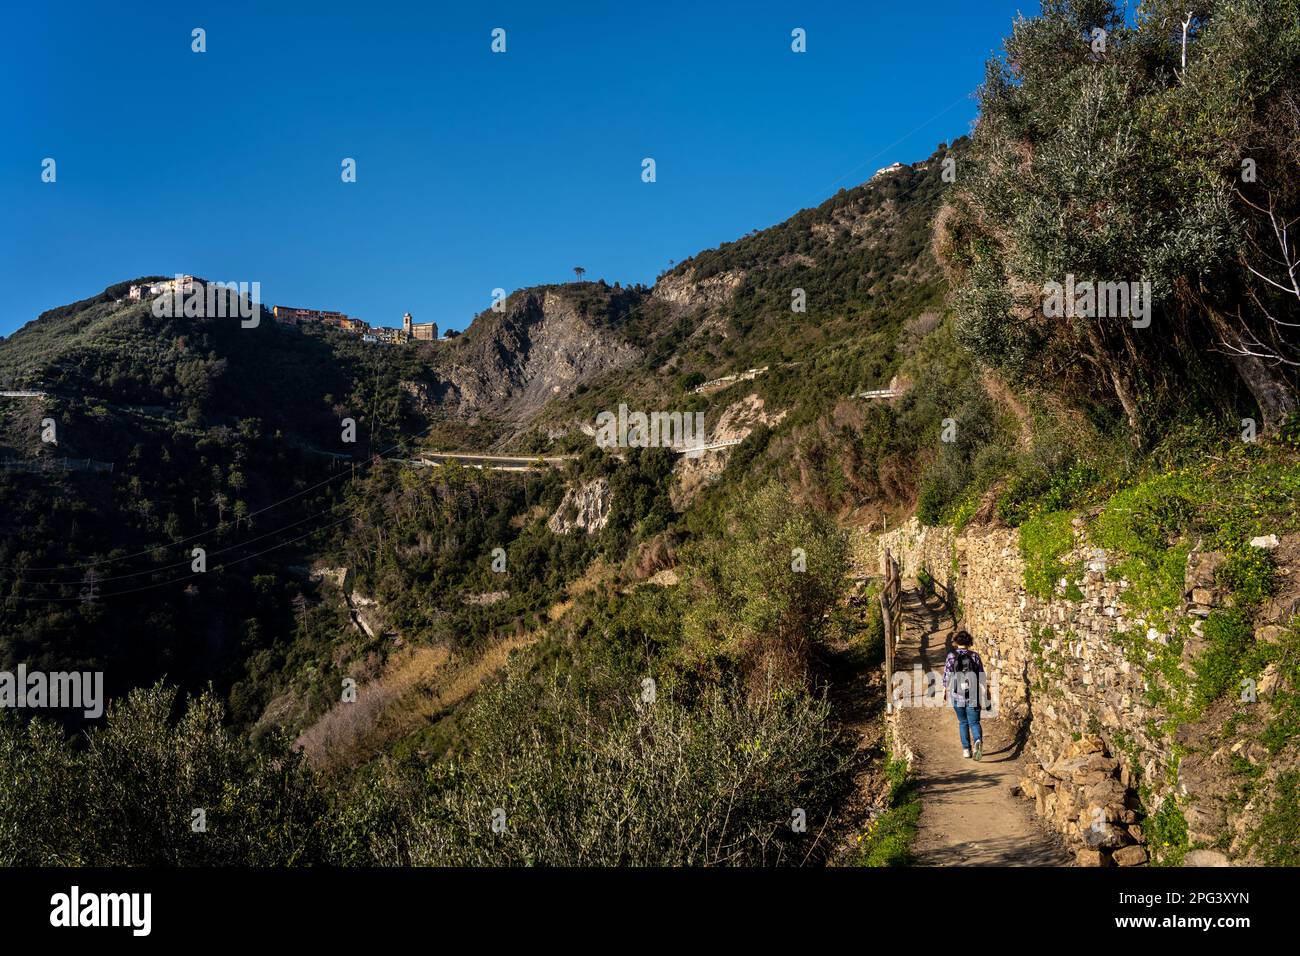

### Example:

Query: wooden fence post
xmin=882 ymin=547 xmax=896 ymax=711
xmin=882 ymin=588 xmax=894 ymax=711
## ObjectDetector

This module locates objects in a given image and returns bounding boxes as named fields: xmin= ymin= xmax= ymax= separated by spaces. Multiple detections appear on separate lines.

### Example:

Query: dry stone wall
xmin=865 ymin=517 xmax=1220 ymax=866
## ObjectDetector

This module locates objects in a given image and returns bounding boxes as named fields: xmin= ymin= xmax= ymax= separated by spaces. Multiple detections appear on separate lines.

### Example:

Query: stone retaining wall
xmin=864 ymin=517 xmax=1214 ymax=866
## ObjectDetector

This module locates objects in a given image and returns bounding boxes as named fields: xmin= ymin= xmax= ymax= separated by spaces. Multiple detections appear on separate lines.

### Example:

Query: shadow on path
xmin=893 ymin=587 xmax=1071 ymax=867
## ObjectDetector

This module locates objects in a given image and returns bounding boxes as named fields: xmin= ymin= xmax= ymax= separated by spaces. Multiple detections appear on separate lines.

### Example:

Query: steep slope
xmin=0 ymin=291 xmax=421 ymax=721
xmin=528 ymin=143 xmax=961 ymax=435
xmin=4 ymin=0 xmax=1299 ymax=870
xmin=0 ymin=140 xmax=964 ymax=742
xmin=420 ymin=284 xmax=647 ymax=430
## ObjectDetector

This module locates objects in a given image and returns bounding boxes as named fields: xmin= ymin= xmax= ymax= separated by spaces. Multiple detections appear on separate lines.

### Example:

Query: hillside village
xmin=127 ymin=277 xmax=452 ymax=346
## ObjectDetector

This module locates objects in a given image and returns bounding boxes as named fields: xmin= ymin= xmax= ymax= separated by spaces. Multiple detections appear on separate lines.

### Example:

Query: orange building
xmin=273 ymin=305 xmax=350 ymax=327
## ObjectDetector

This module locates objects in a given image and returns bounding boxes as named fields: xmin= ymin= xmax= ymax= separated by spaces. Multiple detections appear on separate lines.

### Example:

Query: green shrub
xmin=1246 ymin=772 xmax=1300 ymax=866
xmin=917 ymin=566 xmax=934 ymax=596
xmin=0 ymin=685 xmax=325 ymax=865
xmin=1262 ymin=618 xmax=1300 ymax=754
xmin=1278 ymin=414 xmax=1300 ymax=450
xmin=1113 ymin=544 xmax=1192 ymax=621
xmin=1142 ymin=794 xmax=1189 ymax=867
xmin=349 ymin=672 xmax=853 ymax=866
xmin=947 ymin=485 xmax=982 ymax=532
xmin=679 ymin=482 xmax=849 ymax=673
xmin=1193 ymin=609 xmax=1257 ymax=709
xmin=916 ymin=478 xmax=948 ymax=526
xmin=855 ymin=583 xmax=886 ymax=667
xmin=1019 ymin=510 xmax=1077 ymax=600
xmin=850 ymin=757 xmax=919 ymax=867
xmin=679 ymin=371 xmax=706 ymax=391
xmin=1217 ymin=547 xmax=1276 ymax=608
xmin=1091 ymin=474 xmax=1200 ymax=563
xmin=997 ymin=457 xmax=1099 ymax=526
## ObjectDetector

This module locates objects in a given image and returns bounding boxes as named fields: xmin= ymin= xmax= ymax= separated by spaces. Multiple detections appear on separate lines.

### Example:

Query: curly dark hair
xmin=954 ymin=629 xmax=974 ymax=647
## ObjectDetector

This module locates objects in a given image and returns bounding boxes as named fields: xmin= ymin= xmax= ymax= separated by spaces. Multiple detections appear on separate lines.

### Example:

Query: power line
xmin=0 ymin=513 xmax=357 ymax=604
xmin=0 ymin=499 xmax=343 ymax=586
xmin=0 ymin=287 xmax=659 ymax=573
xmin=0 ymin=394 xmax=449 ymax=572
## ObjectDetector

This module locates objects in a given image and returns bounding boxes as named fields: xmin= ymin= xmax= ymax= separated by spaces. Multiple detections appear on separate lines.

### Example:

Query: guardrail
xmin=406 ymin=442 xmax=746 ymax=466
xmin=674 ymin=438 xmax=744 ymax=454
xmin=688 ymin=366 xmax=770 ymax=394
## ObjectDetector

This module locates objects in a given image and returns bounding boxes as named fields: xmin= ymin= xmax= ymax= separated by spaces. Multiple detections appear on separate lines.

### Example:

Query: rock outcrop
xmin=548 ymin=478 xmax=612 ymax=535
xmin=429 ymin=288 xmax=643 ymax=423
xmin=671 ymin=393 xmax=786 ymax=508
xmin=651 ymin=267 xmax=746 ymax=311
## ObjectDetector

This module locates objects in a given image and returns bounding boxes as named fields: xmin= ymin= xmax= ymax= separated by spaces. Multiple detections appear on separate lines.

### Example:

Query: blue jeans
xmin=954 ymin=703 xmax=982 ymax=750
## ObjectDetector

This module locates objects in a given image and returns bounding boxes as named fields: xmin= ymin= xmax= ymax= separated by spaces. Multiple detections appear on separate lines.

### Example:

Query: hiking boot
xmin=962 ymin=748 xmax=971 ymax=758
xmin=973 ymin=739 xmax=983 ymax=761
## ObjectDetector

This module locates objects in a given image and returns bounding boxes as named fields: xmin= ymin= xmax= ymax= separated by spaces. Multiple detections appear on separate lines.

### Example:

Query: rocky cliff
xmin=427 ymin=286 xmax=644 ymax=426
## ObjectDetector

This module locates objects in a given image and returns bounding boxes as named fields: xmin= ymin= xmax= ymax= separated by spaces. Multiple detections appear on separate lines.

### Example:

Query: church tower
xmin=403 ymin=312 xmax=412 ymax=335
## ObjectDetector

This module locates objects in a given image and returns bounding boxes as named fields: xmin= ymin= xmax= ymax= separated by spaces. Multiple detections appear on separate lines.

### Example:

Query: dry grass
xmin=630 ymin=532 xmax=676 ymax=580
xmin=294 ymin=632 xmax=545 ymax=772
xmin=980 ymin=368 xmax=1034 ymax=450
xmin=295 ymin=557 xmax=619 ymax=770
xmin=510 ymin=504 xmax=550 ymax=529
xmin=568 ymin=556 xmax=611 ymax=596
xmin=424 ymin=632 xmax=537 ymax=715
xmin=294 ymin=645 xmax=452 ymax=770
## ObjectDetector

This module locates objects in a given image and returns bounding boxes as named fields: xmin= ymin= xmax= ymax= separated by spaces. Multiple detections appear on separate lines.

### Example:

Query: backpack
xmin=951 ymin=649 xmax=981 ymax=699
xmin=953 ymin=649 xmax=980 ymax=674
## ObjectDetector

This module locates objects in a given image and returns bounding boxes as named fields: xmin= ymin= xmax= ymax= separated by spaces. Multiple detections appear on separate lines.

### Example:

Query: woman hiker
xmin=943 ymin=629 xmax=985 ymax=760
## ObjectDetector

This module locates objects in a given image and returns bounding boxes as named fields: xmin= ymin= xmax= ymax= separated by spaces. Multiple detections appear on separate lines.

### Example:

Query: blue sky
xmin=0 ymin=0 xmax=1039 ymax=337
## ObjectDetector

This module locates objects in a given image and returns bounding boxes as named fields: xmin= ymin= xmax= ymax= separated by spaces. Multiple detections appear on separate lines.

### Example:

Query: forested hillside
xmin=1 ymin=0 xmax=1298 ymax=867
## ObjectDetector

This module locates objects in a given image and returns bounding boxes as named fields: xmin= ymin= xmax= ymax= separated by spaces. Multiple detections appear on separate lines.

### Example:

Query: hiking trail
xmin=892 ymin=585 xmax=1070 ymax=866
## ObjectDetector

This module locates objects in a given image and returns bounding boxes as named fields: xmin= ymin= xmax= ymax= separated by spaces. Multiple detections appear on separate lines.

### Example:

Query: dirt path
xmin=893 ymin=587 xmax=1070 ymax=866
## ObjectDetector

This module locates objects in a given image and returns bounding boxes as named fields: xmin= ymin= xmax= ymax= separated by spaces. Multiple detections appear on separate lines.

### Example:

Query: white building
xmin=129 ymin=275 xmax=198 ymax=300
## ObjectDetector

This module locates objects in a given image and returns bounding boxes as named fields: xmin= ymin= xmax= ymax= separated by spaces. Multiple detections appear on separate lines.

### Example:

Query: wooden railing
xmin=880 ymin=547 xmax=903 ymax=709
